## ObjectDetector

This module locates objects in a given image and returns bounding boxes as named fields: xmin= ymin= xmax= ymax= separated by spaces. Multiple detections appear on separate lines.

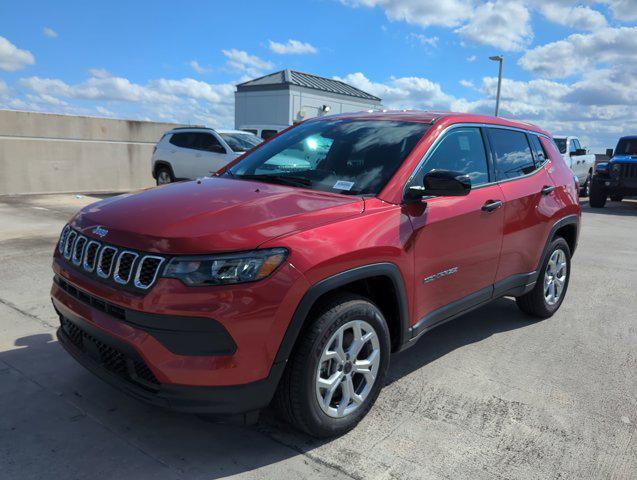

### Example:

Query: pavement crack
xmin=0 ymin=296 xmax=56 ymax=329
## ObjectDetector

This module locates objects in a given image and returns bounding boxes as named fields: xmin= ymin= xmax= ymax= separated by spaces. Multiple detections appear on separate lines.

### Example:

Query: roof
xmin=306 ymin=110 xmax=551 ymax=136
xmin=237 ymin=69 xmax=381 ymax=102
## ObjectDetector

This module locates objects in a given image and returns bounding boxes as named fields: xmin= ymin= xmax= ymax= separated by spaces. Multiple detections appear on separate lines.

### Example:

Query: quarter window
xmin=488 ymin=128 xmax=536 ymax=180
xmin=529 ymin=135 xmax=547 ymax=165
xmin=416 ymin=127 xmax=489 ymax=187
xmin=169 ymin=132 xmax=196 ymax=148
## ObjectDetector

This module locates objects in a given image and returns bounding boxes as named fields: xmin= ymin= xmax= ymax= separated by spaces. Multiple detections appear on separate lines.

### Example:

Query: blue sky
xmin=1 ymin=0 xmax=636 ymax=151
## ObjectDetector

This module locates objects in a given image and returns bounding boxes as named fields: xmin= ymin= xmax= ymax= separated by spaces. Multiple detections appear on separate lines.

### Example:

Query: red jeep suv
xmin=52 ymin=111 xmax=580 ymax=437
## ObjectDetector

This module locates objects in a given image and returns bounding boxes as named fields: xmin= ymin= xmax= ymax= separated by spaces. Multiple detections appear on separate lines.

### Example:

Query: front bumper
xmin=55 ymin=301 xmax=282 ymax=413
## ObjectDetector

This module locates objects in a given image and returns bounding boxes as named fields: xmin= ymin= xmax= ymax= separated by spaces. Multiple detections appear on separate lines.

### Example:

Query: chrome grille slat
xmin=72 ymin=236 xmax=87 ymax=266
xmin=83 ymin=240 xmax=100 ymax=272
xmin=57 ymin=226 xmax=165 ymax=291
xmin=113 ymin=251 xmax=138 ymax=285
xmin=97 ymin=246 xmax=118 ymax=279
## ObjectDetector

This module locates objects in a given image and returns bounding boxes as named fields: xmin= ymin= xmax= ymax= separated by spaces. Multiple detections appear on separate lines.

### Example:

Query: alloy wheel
xmin=157 ymin=171 xmax=171 ymax=184
xmin=544 ymin=249 xmax=567 ymax=306
xmin=315 ymin=320 xmax=381 ymax=418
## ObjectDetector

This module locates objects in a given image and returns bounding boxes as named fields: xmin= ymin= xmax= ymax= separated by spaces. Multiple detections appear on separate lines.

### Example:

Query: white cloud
xmin=409 ymin=33 xmax=439 ymax=47
xmin=0 ymin=79 xmax=8 ymax=94
xmin=189 ymin=60 xmax=212 ymax=74
xmin=43 ymin=27 xmax=58 ymax=38
xmin=539 ymin=4 xmax=606 ymax=30
xmin=88 ymin=68 xmax=111 ymax=78
xmin=466 ymin=55 xmax=477 ymax=62
xmin=222 ymin=49 xmax=274 ymax=77
xmin=0 ymin=36 xmax=35 ymax=71
xmin=456 ymin=1 xmax=532 ymax=51
xmin=268 ymin=39 xmax=317 ymax=54
xmin=604 ymin=0 xmax=637 ymax=21
xmin=340 ymin=0 xmax=473 ymax=28
xmin=459 ymin=79 xmax=474 ymax=88
xmin=519 ymin=27 xmax=637 ymax=78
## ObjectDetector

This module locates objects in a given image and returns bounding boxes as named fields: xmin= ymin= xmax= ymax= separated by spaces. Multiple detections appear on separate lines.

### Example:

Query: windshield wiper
xmin=237 ymin=174 xmax=312 ymax=188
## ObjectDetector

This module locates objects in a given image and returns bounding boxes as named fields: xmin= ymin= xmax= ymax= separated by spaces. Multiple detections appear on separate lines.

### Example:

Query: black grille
xmin=98 ymin=247 xmax=117 ymax=277
xmin=72 ymin=236 xmax=87 ymax=265
xmin=64 ymin=230 xmax=77 ymax=258
xmin=619 ymin=163 xmax=637 ymax=179
xmin=115 ymin=252 xmax=137 ymax=283
xmin=84 ymin=242 xmax=99 ymax=271
xmin=137 ymin=257 xmax=163 ymax=287
xmin=60 ymin=316 xmax=159 ymax=389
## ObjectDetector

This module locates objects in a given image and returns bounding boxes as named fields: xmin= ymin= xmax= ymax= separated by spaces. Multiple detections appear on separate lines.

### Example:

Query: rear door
xmin=488 ymin=128 xmax=556 ymax=286
xmin=168 ymin=132 xmax=198 ymax=178
xmin=407 ymin=126 xmax=504 ymax=332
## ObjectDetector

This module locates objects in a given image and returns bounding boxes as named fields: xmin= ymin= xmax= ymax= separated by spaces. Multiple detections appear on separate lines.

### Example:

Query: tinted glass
xmin=569 ymin=139 xmax=578 ymax=153
xmin=554 ymin=138 xmax=567 ymax=154
xmin=489 ymin=128 xmax=536 ymax=180
xmin=220 ymin=132 xmax=262 ymax=152
xmin=226 ymin=120 xmax=430 ymax=195
xmin=615 ymin=138 xmax=637 ymax=156
xmin=261 ymin=129 xmax=278 ymax=140
xmin=169 ymin=132 xmax=195 ymax=148
xmin=194 ymin=133 xmax=223 ymax=152
xmin=529 ymin=135 xmax=547 ymax=164
xmin=418 ymin=127 xmax=489 ymax=187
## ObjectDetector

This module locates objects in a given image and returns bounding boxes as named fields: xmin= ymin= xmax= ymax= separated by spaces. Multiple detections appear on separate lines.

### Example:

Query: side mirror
xmin=574 ymin=148 xmax=587 ymax=156
xmin=606 ymin=148 xmax=614 ymax=158
xmin=407 ymin=169 xmax=472 ymax=200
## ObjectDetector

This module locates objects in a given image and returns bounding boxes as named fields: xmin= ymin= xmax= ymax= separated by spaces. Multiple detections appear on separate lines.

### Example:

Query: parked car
xmin=553 ymin=136 xmax=595 ymax=195
xmin=52 ymin=111 xmax=580 ymax=438
xmin=238 ymin=124 xmax=287 ymax=140
xmin=151 ymin=128 xmax=261 ymax=185
xmin=589 ymin=135 xmax=637 ymax=208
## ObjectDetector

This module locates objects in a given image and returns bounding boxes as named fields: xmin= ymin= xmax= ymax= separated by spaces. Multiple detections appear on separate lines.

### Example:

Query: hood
xmin=611 ymin=155 xmax=637 ymax=163
xmin=71 ymin=177 xmax=364 ymax=254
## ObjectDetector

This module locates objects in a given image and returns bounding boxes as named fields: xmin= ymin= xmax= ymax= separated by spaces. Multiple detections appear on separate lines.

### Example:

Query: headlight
xmin=595 ymin=162 xmax=609 ymax=173
xmin=163 ymin=248 xmax=288 ymax=286
xmin=612 ymin=163 xmax=621 ymax=173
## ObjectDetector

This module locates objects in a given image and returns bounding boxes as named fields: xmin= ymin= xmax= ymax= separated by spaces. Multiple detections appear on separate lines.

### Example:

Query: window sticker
xmin=458 ymin=136 xmax=470 ymax=151
xmin=333 ymin=180 xmax=355 ymax=191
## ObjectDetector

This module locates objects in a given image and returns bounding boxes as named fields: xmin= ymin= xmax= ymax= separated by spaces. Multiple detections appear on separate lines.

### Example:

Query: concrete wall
xmin=0 ymin=110 xmax=183 ymax=195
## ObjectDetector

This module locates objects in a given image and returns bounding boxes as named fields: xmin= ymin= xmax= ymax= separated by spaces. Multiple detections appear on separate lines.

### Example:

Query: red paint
xmin=52 ymin=111 xmax=580 ymax=393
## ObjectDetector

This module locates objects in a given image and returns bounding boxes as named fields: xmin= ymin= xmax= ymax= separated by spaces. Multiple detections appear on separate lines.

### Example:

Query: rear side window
xmin=261 ymin=129 xmax=278 ymax=140
xmin=529 ymin=135 xmax=547 ymax=165
xmin=169 ymin=132 xmax=196 ymax=148
xmin=488 ymin=128 xmax=536 ymax=180
xmin=417 ymin=127 xmax=489 ymax=187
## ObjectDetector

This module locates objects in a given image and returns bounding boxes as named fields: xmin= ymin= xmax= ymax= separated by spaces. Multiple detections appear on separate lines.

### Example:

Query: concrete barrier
xmin=0 ymin=110 xmax=184 ymax=195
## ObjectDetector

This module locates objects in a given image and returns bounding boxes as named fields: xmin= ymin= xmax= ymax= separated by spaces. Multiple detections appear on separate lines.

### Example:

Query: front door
xmin=406 ymin=126 xmax=504 ymax=334
xmin=191 ymin=133 xmax=230 ymax=177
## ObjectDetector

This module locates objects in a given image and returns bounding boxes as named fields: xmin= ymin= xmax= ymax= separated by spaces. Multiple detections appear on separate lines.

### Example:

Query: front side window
xmin=569 ymin=139 xmax=578 ymax=154
xmin=226 ymin=120 xmax=430 ymax=195
xmin=416 ymin=127 xmax=489 ymax=187
xmin=220 ymin=132 xmax=262 ymax=152
xmin=489 ymin=128 xmax=536 ymax=180
xmin=194 ymin=133 xmax=224 ymax=152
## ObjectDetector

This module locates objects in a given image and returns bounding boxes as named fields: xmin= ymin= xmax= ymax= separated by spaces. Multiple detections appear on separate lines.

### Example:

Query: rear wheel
xmin=588 ymin=178 xmax=607 ymax=208
xmin=516 ymin=237 xmax=571 ymax=318
xmin=156 ymin=166 xmax=174 ymax=185
xmin=274 ymin=293 xmax=390 ymax=438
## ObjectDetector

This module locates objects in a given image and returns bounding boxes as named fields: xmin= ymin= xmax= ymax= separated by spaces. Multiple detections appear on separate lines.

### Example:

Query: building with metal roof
xmin=234 ymin=69 xmax=382 ymax=137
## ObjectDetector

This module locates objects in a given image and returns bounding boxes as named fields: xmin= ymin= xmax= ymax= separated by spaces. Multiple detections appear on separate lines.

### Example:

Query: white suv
xmin=152 ymin=128 xmax=262 ymax=185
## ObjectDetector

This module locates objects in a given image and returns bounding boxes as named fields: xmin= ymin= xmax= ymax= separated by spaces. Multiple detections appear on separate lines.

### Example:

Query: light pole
xmin=489 ymin=55 xmax=503 ymax=116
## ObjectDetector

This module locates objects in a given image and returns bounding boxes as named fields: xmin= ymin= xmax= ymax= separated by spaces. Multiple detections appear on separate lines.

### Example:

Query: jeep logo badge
xmin=92 ymin=226 xmax=108 ymax=238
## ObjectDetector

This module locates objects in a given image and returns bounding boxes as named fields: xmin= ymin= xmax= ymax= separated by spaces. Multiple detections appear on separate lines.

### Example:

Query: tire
xmin=610 ymin=195 xmax=623 ymax=202
xmin=516 ymin=237 xmax=571 ymax=319
xmin=579 ymin=174 xmax=590 ymax=197
xmin=155 ymin=166 xmax=174 ymax=185
xmin=588 ymin=178 xmax=607 ymax=208
xmin=273 ymin=293 xmax=391 ymax=438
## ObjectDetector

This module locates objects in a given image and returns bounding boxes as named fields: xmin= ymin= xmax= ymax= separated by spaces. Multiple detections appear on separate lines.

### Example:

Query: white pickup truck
xmin=553 ymin=136 xmax=595 ymax=195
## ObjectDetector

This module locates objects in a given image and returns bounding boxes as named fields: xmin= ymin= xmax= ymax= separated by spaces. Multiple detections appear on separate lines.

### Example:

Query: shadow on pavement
xmin=580 ymin=198 xmax=637 ymax=216
xmin=0 ymin=298 xmax=533 ymax=478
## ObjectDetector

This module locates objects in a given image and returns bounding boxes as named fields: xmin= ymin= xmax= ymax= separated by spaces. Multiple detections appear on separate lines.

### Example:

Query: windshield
xmin=225 ymin=119 xmax=430 ymax=195
xmin=615 ymin=138 xmax=637 ymax=156
xmin=220 ymin=132 xmax=262 ymax=152
xmin=554 ymin=138 xmax=567 ymax=154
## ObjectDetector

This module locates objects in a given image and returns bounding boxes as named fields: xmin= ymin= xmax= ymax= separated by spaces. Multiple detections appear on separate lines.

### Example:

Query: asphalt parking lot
xmin=0 ymin=193 xmax=635 ymax=480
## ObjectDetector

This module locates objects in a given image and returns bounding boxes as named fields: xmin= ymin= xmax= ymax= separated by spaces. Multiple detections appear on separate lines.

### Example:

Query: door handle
xmin=482 ymin=200 xmax=503 ymax=212
xmin=541 ymin=185 xmax=556 ymax=195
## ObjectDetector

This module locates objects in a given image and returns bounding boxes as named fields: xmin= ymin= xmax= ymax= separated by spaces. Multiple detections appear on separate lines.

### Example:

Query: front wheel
xmin=516 ymin=237 xmax=571 ymax=319
xmin=156 ymin=167 xmax=174 ymax=186
xmin=579 ymin=174 xmax=590 ymax=197
xmin=274 ymin=293 xmax=390 ymax=438
xmin=588 ymin=178 xmax=607 ymax=208
xmin=610 ymin=195 xmax=623 ymax=202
